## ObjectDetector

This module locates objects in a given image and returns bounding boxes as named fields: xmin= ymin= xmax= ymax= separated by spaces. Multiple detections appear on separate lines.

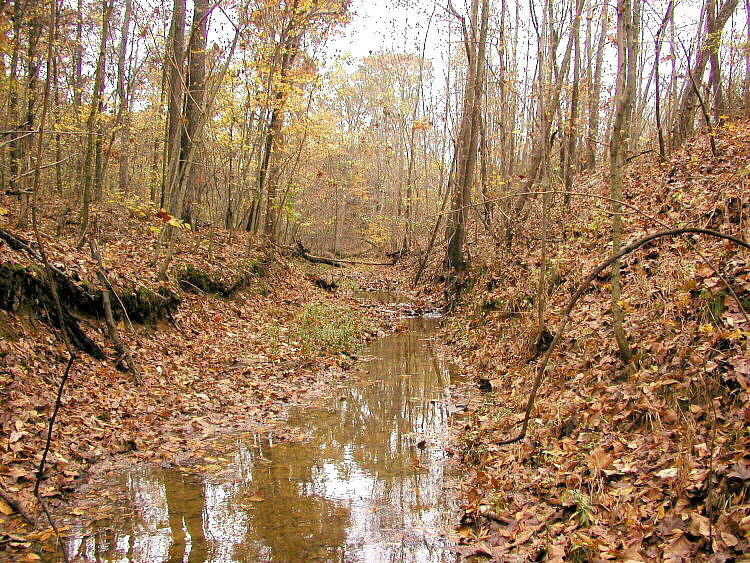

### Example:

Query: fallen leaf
xmin=0 ymin=498 xmax=13 ymax=515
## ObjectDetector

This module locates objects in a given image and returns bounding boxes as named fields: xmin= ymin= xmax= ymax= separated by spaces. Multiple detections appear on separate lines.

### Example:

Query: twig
xmin=497 ymin=228 xmax=750 ymax=446
xmin=8 ymin=154 xmax=76 ymax=182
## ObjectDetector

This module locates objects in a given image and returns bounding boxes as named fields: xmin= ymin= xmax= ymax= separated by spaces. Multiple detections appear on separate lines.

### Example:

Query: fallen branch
xmin=3 ymin=188 xmax=33 ymax=197
xmin=89 ymin=238 xmax=143 ymax=385
xmin=293 ymin=241 xmax=394 ymax=267
xmin=625 ymin=149 xmax=654 ymax=162
xmin=34 ymin=355 xmax=74 ymax=546
xmin=497 ymin=228 xmax=750 ymax=446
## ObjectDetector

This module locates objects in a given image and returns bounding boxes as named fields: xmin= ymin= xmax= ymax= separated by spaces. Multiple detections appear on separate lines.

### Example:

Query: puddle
xmin=60 ymin=297 xmax=460 ymax=562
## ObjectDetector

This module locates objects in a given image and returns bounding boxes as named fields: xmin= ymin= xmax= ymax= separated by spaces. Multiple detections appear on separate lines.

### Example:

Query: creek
xmin=60 ymin=292 xmax=460 ymax=562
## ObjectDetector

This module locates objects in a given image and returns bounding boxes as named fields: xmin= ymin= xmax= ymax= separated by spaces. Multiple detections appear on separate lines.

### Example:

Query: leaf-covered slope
xmin=445 ymin=122 xmax=749 ymax=561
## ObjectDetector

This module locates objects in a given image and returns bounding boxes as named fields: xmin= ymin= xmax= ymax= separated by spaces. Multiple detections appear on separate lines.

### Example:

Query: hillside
xmin=441 ymin=121 xmax=750 ymax=560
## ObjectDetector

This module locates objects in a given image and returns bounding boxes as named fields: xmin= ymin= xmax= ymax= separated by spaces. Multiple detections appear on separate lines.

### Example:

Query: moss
xmin=177 ymin=261 xmax=266 ymax=297
xmin=177 ymin=263 xmax=226 ymax=295
xmin=0 ymin=262 xmax=104 ymax=358
xmin=699 ymin=289 xmax=726 ymax=326
xmin=0 ymin=261 xmax=180 ymax=328
xmin=119 ymin=285 xmax=181 ymax=324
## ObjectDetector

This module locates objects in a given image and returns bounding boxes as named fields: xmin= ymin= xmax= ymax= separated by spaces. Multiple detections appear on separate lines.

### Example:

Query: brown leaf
xmin=586 ymin=447 xmax=613 ymax=472
xmin=663 ymin=534 xmax=694 ymax=560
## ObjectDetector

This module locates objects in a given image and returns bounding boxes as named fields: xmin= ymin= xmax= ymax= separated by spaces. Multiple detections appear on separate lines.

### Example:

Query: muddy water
xmin=63 ymin=298 xmax=459 ymax=562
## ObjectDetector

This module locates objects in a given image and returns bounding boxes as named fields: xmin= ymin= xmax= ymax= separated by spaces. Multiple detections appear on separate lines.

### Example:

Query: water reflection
xmin=63 ymin=315 xmax=458 ymax=562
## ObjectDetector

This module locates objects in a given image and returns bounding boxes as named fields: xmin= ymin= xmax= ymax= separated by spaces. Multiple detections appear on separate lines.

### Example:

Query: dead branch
xmin=89 ymin=238 xmax=143 ymax=385
xmin=8 ymin=154 xmax=76 ymax=183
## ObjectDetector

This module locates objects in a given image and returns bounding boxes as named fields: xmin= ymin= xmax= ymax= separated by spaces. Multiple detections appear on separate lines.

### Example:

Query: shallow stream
xmin=61 ymin=293 xmax=460 ymax=562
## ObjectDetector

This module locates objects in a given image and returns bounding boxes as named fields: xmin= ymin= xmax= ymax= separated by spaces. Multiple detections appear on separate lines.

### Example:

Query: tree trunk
xmin=585 ymin=1 xmax=608 ymax=169
xmin=654 ymin=1 xmax=674 ymax=161
xmin=78 ymin=0 xmax=112 ymax=247
xmin=73 ymin=0 xmax=84 ymax=110
xmin=671 ymin=0 xmax=739 ymax=148
xmin=116 ymin=0 xmax=133 ymax=194
xmin=609 ymin=0 xmax=638 ymax=365
xmin=563 ymin=0 xmax=584 ymax=206
xmin=445 ymin=0 xmax=489 ymax=275
xmin=705 ymin=0 xmax=724 ymax=122
xmin=16 ymin=10 xmax=41 ymax=228
xmin=163 ymin=0 xmax=186 ymax=210
xmin=261 ymin=22 xmax=302 ymax=241
xmin=7 ymin=1 xmax=23 ymax=205
xmin=179 ymin=0 xmax=209 ymax=227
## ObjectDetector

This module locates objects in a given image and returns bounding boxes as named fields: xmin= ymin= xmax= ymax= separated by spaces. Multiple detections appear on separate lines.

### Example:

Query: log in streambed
xmin=58 ymin=292 xmax=463 ymax=562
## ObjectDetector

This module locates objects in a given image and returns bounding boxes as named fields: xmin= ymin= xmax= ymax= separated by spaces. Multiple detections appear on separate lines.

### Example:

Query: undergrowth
xmin=291 ymin=302 xmax=369 ymax=357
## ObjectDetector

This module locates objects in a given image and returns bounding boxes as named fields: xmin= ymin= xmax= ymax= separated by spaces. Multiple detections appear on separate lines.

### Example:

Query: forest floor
xmin=438 ymin=122 xmax=750 ymax=561
xmin=0 ymin=122 xmax=749 ymax=563
xmin=0 ymin=201 xmax=433 ymax=560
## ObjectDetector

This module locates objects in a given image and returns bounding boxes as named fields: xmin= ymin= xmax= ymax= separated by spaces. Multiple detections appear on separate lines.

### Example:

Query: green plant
xmin=266 ymin=324 xmax=283 ymax=355
xmin=563 ymin=489 xmax=596 ymax=527
xmin=291 ymin=303 xmax=368 ymax=357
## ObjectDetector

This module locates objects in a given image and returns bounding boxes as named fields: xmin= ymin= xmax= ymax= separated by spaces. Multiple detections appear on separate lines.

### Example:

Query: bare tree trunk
xmin=705 ymin=0 xmax=724 ymax=122
xmin=179 ymin=0 xmax=209 ymax=227
xmin=7 ymin=1 xmax=23 ymax=204
xmin=116 ymin=0 xmax=133 ymax=194
xmin=609 ymin=0 xmax=638 ymax=365
xmin=445 ymin=0 xmax=489 ymax=275
xmin=745 ymin=0 xmax=750 ymax=117
xmin=78 ymin=0 xmax=112 ymax=247
xmin=261 ymin=20 xmax=302 ymax=241
xmin=51 ymin=53 xmax=63 ymax=195
xmin=70 ymin=0 xmax=83 ymax=111
xmin=163 ymin=0 xmax=186 ymax=210
xmin=671 ymin=0 xmax=739 ymax=148
xmin=585 ymin=1 xmax=608 ymax=169
xmin=655 ymin=1 xmax=674 ymax=161
xmin=16 ymin=11 xmax=41 ymax=228
xmin=563 ymin=0 xmax=584 ymax=206
xmin=153 ymin=64 xmax=167 ymax=204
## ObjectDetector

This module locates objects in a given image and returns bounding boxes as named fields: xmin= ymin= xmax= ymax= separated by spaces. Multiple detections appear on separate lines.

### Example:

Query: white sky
xmin=325 ymin=0 xmax=450 ymax=71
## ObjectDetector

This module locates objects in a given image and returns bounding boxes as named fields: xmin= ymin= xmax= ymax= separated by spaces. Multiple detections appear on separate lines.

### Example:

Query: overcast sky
xmin=325 ymin=0 xmax=451 ymax=70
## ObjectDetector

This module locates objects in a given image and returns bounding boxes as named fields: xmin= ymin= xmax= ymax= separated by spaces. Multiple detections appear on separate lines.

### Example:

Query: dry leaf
xmin=0 ymin=498 xmax=14 ymax=515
